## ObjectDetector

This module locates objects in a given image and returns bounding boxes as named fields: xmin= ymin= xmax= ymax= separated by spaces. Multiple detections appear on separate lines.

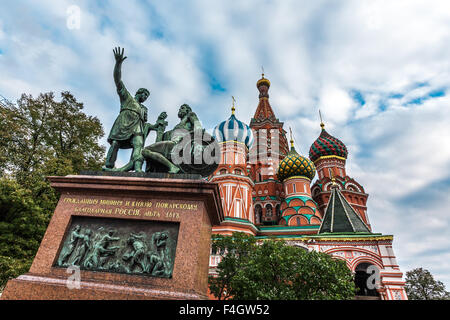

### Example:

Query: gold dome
xmin=277 ymin=145 xmax=316 ymax=181
xmin=257 ymin=74 xmax=271 ymax=88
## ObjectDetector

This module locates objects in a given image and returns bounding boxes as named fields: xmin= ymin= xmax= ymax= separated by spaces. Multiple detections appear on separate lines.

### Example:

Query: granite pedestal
xmin=1 ymin=174 xmax=223 ymax=300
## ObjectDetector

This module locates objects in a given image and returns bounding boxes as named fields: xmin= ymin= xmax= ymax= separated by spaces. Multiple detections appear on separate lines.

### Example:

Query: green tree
xmin=0 ymin=178 xmax=48 ymax=289
xmin=0 ymin=91 xmax=105 ymax=209
xmin=0 ymin=91 xmax=105 ymax=290
xmin=1 ymin=91 xmax=104 ymax=183
xmin=405 ymin=268 xmax=450 ymax=300
xmin=209 ymin=233 xmax=356 ymax=300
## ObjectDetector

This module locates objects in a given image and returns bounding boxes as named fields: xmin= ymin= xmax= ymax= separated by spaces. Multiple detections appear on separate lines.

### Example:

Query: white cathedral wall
xmin=306 ymin=240 xmax=407 ymax=300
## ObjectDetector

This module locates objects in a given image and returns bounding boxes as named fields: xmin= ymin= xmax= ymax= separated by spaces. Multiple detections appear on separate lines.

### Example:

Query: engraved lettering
xmin=144 ymin=211 xmax=161 ymax=217
xmin=165 ymin=212 xmax=180 ymax=219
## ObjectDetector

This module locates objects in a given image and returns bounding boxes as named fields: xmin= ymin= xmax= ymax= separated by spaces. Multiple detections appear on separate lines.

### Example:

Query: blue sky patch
xmin=413 ymin=81 xmax=429 ymax=89
xmin=428 ymin=88 xmax=446 ymax=98
xmin=99 ymin=15 xmax=113 ymax=32
xmin=379 ymin=100 xmax=388 ymax=111
xmin=408 ymin=97 xmax=425 ymax=105
xmin=351 ymin=90 xmax=365 ymax=106
xmin=406 ymin=88 xmax=446 ymax=105
xmin=209 ymin=77 xmax=226 ymax=92
xmin=388 ymin=93 xmax=404 ymax=99
xmin=151 ymin=29 xmax=164 ymax=39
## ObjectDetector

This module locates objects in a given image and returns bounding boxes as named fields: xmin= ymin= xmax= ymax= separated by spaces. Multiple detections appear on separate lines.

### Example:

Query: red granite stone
xmin=1 ymin=175 xmax=223 ymax=300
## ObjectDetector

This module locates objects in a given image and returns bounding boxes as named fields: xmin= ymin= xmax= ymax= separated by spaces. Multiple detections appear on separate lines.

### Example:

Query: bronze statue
xmin=142 ymin=104 xmax=219 ymax=176
xmin=102 ymin=47 xmax=219 ymax=176
xmin=103 ymin=47 xmax=150 ymax=172
xmin=142 ymin=104 xmax=200 ymax=173
xmin=154 ymin=111 xmax=168 ymax=143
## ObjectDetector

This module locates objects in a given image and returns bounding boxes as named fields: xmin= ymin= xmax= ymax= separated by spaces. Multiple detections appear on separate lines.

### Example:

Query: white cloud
xmin=354 ymin=93 xmax=381 ymax=119
xmin=318 ymin=85 xmax=357 ymax=124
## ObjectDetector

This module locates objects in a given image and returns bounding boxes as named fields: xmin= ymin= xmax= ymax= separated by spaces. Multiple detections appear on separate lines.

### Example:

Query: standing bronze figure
xmin=103 ymin=47 xmax=150 ymax=172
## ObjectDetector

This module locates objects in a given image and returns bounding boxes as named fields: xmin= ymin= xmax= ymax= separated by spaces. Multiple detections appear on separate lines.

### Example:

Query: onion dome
xmin=277 ymin=136 xmax=316 ymax=181
xmin=256 ymin=73 xmax=270 ymax=99
xmin=213 ymin=98 xmax=254 ymax=149
xmin=257 ymin=74 xmax=271 ymax=89
xmin=309 ymin=122 xmax=348 ymax=162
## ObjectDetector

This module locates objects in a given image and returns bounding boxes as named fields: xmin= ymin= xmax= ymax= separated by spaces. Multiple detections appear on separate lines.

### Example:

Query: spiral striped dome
xmin=309 ymin=126 xmax=348 ymax=162
xmin=277 ymin=146 xmax=316 ymax=181
xmin=213 ymin=114 xmax=254 ymax=149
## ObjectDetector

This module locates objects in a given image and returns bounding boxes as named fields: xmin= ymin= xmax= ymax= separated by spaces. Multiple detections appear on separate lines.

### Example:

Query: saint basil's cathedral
xmin=208 ymin=74 xmax=408 ymax=300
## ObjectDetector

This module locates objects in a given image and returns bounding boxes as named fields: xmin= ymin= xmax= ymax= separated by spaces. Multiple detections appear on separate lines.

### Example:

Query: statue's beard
xmin=136 ymin=94 xmax=147 ymax=103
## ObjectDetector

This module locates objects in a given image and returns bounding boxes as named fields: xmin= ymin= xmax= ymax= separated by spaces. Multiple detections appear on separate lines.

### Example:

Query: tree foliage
xmin=209 ymin=233 xmax=356 ymax=300
xmin=0 ymin=178 xmax=48 ymax=288
xmin=1 ymin=91 xmax=105 ymax=183
xmin=405 ymin=268 xmax=450 ymax=300
xmin=0 ymin=91 xmax=105 ymax=289
xmin=0 ymin=91 xmax=105 ymax=210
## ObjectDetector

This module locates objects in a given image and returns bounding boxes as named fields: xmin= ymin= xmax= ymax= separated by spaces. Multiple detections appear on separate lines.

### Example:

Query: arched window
xmin=354 ymin=263 xmax=380 ymax=298
xmin=254 ymin=205 xmax=262 ymax=224
xmin=220 ymin=169 xmax=227 ymax=175
xmin=265 ymin=204 xmax=273 ymax=217
xmin=312 ymin=187 xmax=321 ymax=197
xmin=234 ymin=169 xmax=242 ymax=175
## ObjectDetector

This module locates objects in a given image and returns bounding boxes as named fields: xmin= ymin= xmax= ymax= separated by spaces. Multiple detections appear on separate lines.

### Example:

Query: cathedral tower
xmin=249 ymin=74 xmax=289 ymax=225
xmin=211 ymin=100 xmax=256 ymax=235
xmin=309 ymin=121 xmax=371 ymax=229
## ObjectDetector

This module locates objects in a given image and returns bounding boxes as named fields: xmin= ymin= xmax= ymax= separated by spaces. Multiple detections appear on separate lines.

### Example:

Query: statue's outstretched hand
xmin=113 ymin=47 xmax=127 ymax=63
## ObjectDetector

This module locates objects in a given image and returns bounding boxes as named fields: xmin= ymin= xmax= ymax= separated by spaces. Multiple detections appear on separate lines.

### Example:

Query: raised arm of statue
xmin=113 ymin=47 xmax=129 ymax=104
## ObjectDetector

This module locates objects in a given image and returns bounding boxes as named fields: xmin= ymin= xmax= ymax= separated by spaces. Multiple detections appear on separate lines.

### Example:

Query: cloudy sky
xmin=1 ymin=0 xmax=449 ymax=288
